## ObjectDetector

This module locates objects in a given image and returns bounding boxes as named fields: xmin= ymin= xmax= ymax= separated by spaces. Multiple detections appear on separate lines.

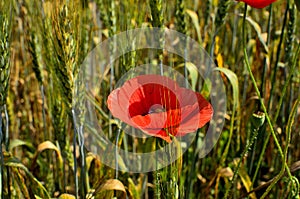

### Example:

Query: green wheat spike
xmin=28 ymin=32 xmax=44 ymax=85
xmin=0 ymin=10 xmax=11 ymax=107
xmin=25 ymin=0 xmax=44 ymax=86
xmin=215 ymin=0 xmax=230 ymax=29
xmin=53 ymin=96 xmax=67 ymax=155
xmin=96 ymin=0 xmax=110 ymax=30
xmin=285 ymin=4 xmax=296 ymax=65
xmin=150 ymin=0 xmax=163 ymax=28
xmin=176 ymin=0 xmax=187 ymax=34
xmin=0 ymin=2 xmax=12 ymax=198
xmin=51 ymin=4 xmax=76 ymax=111
xmin=109 ymin=0 xmax=117 ymax=37
xmin=150 ymin=0 xmax=164 ymax=67
xmin=204 ymin=0 xmax=212 ymax=26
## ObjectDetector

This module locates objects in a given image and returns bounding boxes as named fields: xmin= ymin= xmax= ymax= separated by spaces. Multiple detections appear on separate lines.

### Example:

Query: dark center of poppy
xmin=148 ymin=104 xmax=166 ymax=114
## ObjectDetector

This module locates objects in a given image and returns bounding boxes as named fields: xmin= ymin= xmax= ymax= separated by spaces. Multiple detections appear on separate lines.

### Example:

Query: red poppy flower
xmin=107 ymin=75 xmax=213 ymax=142
xmin=237 ymin=0 xmax=277 ymax=8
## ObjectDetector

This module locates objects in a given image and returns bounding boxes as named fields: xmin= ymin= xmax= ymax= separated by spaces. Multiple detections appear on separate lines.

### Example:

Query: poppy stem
xmin=239 ymin=3 xmax=294 ymax=198
xmin=155 ymin=138 xmax=161 ymax=198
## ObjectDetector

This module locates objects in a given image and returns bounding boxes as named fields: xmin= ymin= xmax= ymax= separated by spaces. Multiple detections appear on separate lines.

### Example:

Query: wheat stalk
xmin=0 ymin=1 xmax=12 ymax=197
xmin=42 ymin=1 xmax=83 ymax=197
xmin=50 ymin=1 xmax=91 ymax=197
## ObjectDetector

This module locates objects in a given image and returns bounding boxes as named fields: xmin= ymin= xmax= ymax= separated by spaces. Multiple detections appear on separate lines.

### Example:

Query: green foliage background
xmin=0 ymin=0 xmax=300 ymax=198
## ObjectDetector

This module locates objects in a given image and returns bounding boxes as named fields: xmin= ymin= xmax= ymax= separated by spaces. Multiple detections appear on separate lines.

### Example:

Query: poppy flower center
xmin=148 ymin=104 xmax=166 ymax=114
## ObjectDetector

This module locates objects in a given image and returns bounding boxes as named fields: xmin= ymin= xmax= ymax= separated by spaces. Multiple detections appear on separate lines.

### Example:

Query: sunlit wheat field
xmin=0 ymin=0 xmax=300 ymax=198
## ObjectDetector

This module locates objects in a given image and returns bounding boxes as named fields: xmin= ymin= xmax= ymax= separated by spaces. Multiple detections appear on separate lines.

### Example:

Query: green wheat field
xmin=0 ymin=0 xmax=300 ymax=198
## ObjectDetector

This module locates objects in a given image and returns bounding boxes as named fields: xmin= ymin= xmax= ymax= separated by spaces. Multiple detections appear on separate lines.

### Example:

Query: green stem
xmin=115 ymin=127 xmax=121 ymax=179
xmin=186 ymin=130 xmax=200 ymax=198
xmin=273 ymin=43 xmax=300 ymax=123
xmin=267 ymin=0 xmax=290 ymax=110
xmin=259 ymin=4 xmax=272 ymax=110
xmin=252 ymin=36 xmax=300 ymax=193
xmin=241 ymin=4 xmax=293 ymax=197
xmin=41 ymin=85 xmax=47 ymax=140
xmin=227 ymin=127 xmax=259 ymax=198
xmin=251 ymin=130 xmax=269 ymax=185
xmin=0 ymin=106 xmax=3 ymax=199
xmin=4 ymin=105 xmax=10 ymax=197
xmin=155 ymin=138 xmax=161 ymax=199
xmin=243 ymin=7 xmax=283 ymax=170
xmin=220 ymin=106 xmax=236 ymax=166
xmin=261 ymin=97 xmax=299 ymax=198
xmin=79 ymin=125 xmax=87 ymax=197
xmin=71 ymin=109 xmax=79 ymax=199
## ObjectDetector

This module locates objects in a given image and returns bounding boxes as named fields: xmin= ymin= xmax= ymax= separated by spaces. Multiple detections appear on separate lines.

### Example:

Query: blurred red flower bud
xmin=237 ymin=0 xmax=277 ymax=8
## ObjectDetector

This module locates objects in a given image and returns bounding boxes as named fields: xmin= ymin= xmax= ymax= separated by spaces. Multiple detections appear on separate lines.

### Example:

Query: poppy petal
xmin=181 ymin=93 xmax=213 ymax=134
xmin=107 ymin=74 xmax=214 ymax=142
xmin=141 ymin=128 xmax=172 ymax=143
xmin=107 ymin=88 xmax=134 ymax=126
